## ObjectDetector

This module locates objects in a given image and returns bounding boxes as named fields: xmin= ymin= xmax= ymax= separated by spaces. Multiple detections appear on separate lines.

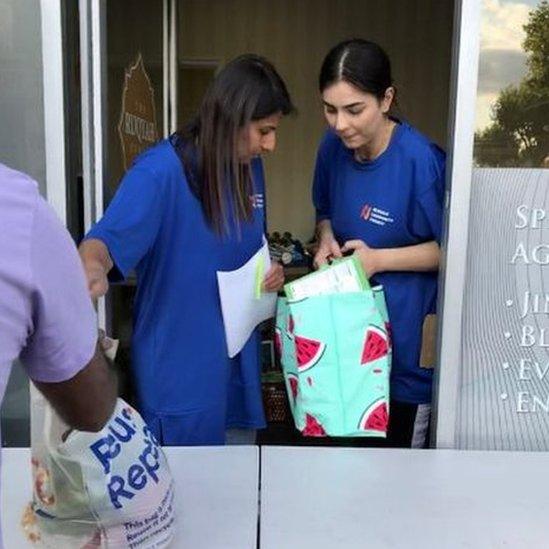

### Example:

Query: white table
xmin=260 ymin=446 xmax=549 ymax=549
xmin=1 ymin=446 xmax=259 ymax=549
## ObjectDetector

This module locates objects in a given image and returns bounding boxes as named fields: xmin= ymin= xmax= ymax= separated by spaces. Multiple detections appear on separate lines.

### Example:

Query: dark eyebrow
xmin=322 ymin=100 xmax=365 ymax=109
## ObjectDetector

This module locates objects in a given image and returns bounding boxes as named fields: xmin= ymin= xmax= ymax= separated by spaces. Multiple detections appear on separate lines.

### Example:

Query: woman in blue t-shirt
xmin=79 ymin=55 xmax=294 ymax=446
xmin=312 ymin=39 xmax=445 ymax=448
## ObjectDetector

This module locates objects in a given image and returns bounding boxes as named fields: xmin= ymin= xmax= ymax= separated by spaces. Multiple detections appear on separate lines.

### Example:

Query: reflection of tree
xmin=475 ymin=1 xmax=549 ymax=167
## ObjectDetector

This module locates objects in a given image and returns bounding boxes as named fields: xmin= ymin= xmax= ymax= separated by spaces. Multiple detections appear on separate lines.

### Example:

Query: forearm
xmin=34 ymin=343 xmax=118 ymax=432
xmin=316 ymin=219 xmax=335 ymax=243
xmin=79 ymin=238 xmax=113 ymax=275
xmin=374 ymin=241 xmax=440 ymax=274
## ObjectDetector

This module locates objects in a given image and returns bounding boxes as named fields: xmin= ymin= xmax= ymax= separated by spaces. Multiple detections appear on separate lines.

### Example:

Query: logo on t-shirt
xmin=250 ymin=193 xmax=264 ymax=209
xmin=361 ymin=203 xmax=394 ymax=226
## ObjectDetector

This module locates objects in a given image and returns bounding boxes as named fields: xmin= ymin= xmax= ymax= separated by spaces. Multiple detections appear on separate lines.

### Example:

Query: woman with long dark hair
xmin=79 ymin=54 xmax=294 ymax=445
xmin=313 ymin=39 xmax=445 ymax=448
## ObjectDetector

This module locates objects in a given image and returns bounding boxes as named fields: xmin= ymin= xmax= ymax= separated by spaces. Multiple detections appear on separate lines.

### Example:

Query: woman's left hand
xmin=263 ymin=261 xmax=285 ymax=293
xmin=341 ymin=240 xmax=382 ymax=277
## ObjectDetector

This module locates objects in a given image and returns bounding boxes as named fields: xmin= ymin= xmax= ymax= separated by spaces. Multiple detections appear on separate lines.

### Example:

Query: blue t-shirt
xmin=86 ymin=137 xmax=267 ymax=444
xmin=313 ymin=122 xmax=445 ymax=404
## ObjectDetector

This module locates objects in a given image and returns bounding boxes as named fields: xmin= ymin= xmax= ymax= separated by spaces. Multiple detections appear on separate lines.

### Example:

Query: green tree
xmin=523 ymin=0 xmax=549 ymax=87
xmin=475 ymin=1 xmax=549 ymax=167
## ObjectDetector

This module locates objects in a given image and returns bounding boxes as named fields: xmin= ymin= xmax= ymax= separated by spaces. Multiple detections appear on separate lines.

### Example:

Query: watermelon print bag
xmin=275 ymin=286 xmax=391 ymax=438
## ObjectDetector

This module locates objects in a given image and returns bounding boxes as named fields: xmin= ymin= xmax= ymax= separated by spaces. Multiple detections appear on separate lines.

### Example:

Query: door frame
xmin=431 ymin=0 xmax=481 ymax=448
xmin=40 ymin=0 xmax=68 ymax=223
xmin=78 ymin=0 xmax=176 ymax=329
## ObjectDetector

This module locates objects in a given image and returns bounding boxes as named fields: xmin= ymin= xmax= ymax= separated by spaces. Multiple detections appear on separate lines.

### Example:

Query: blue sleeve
xmin=85 ymin=164 xmax=165 ymax=282
xmin=410 ymin=145 xmax=446 ymax=243
xmin=312 ymin=134 xmax=333 ymax=222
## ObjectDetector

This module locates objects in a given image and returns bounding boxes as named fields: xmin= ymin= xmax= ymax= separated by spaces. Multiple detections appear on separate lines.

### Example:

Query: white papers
xmin=217 ymin=240 xmax=277 ymax=358
xmin=285 ymin=256 xmax=369 ymax=300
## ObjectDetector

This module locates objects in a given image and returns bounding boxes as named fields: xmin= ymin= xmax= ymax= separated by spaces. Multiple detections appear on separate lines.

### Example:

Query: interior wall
xmin=179 ymin=0 xmax=454 ymax=241
xmin=106 ymin=0 xmax=164 ymax=202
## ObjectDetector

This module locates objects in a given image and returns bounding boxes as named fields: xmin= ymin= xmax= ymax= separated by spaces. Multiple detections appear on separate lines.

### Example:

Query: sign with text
xmin=459 ymin=169 xmax=549 ymax=450
xmin=118 ymin=53 xmax=158 ymax=171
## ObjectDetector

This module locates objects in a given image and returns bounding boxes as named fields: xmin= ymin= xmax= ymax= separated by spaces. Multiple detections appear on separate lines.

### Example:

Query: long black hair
xmin=175 ymin=54 xmax=294 ymax=235
xmin=319 ymin=39 xmax=394 ymax=100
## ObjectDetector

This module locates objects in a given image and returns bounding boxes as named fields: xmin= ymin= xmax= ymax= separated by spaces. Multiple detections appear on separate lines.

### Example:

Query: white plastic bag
xmin=27 ymin=394 xmax=176 ymax=548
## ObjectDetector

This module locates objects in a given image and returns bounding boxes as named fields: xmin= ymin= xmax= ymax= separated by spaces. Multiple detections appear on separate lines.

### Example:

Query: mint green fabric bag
xmin=275 ymin=287 xmax=391 ymax=437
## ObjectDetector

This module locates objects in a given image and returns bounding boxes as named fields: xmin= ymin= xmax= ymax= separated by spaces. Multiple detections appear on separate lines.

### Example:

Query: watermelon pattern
xmin=361 ymin=325 xmax=389 ymax=364
xmin=277 ymin=289 xmax=390 ymax=438
xmin=357 ymin=399 xmax=388 ymax=433
xmin=301 ymin=413 xmax=326 ymax=437
xmin=287 ymin=373 xmax=299 ymax=402
xmin=295 ymin=335 xmax=326 ymax=371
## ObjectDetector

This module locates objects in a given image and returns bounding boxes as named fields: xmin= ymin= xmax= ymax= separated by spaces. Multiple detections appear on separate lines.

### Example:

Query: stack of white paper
xmin=217 ymin=240 xmax=277 ymax=358
xmin=284 ymin=256 xmax=369 ymax=301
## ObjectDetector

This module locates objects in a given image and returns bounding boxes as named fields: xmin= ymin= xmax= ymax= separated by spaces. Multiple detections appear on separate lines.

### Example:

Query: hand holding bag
xmin=26 ymin=394 xmax=176 ymax=548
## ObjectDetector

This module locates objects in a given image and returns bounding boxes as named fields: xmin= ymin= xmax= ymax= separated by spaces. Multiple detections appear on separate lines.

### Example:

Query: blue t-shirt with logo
xmin=313 ymin=122 xmax=445 ymax=404
xmin=85 ymin=137 xmax=267 ymax=444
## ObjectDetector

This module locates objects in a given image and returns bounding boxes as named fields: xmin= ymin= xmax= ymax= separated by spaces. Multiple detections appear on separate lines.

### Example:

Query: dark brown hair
xmin=176 ymin=54 xmax=294 ymax=235
xmin=319 ymin=39 xmax=394 ymax=100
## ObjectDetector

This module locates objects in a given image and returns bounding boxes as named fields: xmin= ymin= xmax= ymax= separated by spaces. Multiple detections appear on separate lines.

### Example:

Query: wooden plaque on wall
xmin=118 ymin=53 xmax=158 ymax=171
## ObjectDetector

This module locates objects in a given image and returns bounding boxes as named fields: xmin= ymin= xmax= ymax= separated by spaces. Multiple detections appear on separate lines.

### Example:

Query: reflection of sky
xmin=476 ymin=0 xmax=538 ymax=130
xmin=505 ymin=0 xmax=541 ymax=6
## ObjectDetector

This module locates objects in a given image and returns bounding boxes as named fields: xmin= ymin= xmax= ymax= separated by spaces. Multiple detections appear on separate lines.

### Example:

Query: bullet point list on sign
xmin=504 ymin=332 xmax=512 ymax=339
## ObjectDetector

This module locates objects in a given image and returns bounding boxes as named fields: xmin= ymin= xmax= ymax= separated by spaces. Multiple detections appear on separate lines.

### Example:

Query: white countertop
xmin=1 ymin=446 xmax=259 ymax=549
xmin=260 ymin=446 xmax=549 ymax=549
xmin=5 ymin=444 xmax=548 ymax=548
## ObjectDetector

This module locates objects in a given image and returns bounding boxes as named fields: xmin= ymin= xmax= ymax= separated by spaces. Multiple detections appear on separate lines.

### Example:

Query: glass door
xmin=434 ymin=0 xmax=549 ymax=450
xmin=80 ymin=0 xmax=174 ymax=404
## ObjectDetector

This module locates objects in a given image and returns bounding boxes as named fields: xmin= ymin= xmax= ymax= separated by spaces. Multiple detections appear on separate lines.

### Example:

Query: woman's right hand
xmin=79 ymin=239 xmax=113 ymax=300
xmin=85 ymin=264 xmax=109 ymax=300
xmin=313 ymin=236 xmax=342 ymax=269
